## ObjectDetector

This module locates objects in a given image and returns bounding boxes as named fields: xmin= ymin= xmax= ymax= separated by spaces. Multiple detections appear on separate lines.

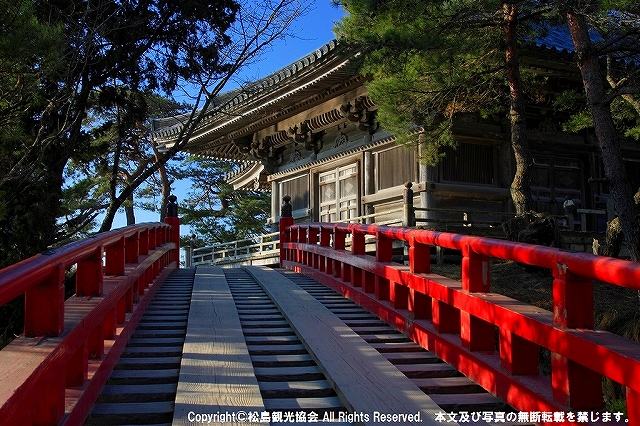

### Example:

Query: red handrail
xmin=281 ymin=220 xmax=640 ymax=425
xmin=0 ymin=221 xmax=179 ymax=425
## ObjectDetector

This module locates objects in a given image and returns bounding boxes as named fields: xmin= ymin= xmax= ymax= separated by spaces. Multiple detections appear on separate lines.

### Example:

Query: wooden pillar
xmin=363 ymin=151 xmax=375 ymax=223
xmin=279 ymin=195 xmax=294 ymax=267
xmin=164 ymin=195 xmax=180 ymax=266
xmin=403 ymin=182 xmax=415 ymax=227
xmin=419 ymin=142 xmax=436 ymax=224
xmin=33 ymin=368 xmax=65 ymax=425
xmin=66 ymin=341 xmax=88 ymax=387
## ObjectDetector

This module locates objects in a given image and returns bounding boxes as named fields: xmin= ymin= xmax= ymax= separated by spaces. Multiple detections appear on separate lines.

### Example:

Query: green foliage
xmin=335 ymin=0 xmax=514 ymax=163
xmin=0 ymin=0 xmax=64 ymax=127
xmin=178 ymin=158 xmax=270 ymax=246
xmin=0 ymin=0 xmax=241 ymax=265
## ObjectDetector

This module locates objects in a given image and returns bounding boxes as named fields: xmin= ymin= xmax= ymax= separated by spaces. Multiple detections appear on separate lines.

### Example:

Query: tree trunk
xmin=566 ymin=11 xmax=640 ymax=262
xmin=152 ymin=140 xmax=171 ymax=222
xmin=125 ymin=193 xmax=136 ymax=225
xmin=504 ymin=3 xmax=534 ymax=215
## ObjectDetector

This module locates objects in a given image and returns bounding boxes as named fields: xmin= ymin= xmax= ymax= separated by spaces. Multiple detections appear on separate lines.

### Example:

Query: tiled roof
xmin=152 ymin=40 xmax=345 ymax=145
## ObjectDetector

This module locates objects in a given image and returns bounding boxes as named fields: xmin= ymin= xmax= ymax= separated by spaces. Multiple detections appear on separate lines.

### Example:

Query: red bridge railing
xmin=280 ymin=219 xmax=640 ymax=425
xmin=0 ymin=220 xmax=179 ymax=425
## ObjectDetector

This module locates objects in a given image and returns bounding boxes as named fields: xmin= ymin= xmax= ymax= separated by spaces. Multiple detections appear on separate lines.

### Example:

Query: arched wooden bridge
xmin=1 ymin=215 xmax=639 ymax=425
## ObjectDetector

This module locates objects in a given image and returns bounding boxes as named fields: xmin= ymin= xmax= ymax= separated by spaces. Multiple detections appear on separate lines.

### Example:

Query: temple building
xmin=153 ymin=39 xmax=640 ymax=243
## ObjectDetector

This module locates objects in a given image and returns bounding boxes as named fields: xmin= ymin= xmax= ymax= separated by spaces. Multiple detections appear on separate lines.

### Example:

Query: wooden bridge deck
xmin=84 ymin=266 xmax=521 ymax=426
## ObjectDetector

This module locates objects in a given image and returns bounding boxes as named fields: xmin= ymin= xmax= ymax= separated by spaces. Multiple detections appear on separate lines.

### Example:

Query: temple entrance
xmin=319 ymin=163 xmax=359 ymax=222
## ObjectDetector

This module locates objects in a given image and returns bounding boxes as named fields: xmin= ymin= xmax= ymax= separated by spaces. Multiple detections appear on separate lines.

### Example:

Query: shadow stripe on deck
xmin=84 ymin=269 xmax=195 ymax=426
xmin=171 ymin=266 xmax=451 ymax=425
xmin=244 ymin=266 xmax=447 ymax=426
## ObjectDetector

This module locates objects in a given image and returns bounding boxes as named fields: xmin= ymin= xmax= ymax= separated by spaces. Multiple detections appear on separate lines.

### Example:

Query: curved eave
xmin=153 ymin=41 xmax=359 ymax=159
xmin=226 ymin=162 xmax=267 ymax=190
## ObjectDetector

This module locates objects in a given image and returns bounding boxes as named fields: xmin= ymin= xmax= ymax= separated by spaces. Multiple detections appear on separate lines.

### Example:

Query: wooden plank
xmin=108 ymin=368 xmax=180 ymax=383
xmin=244 ymin=266 xmax=446 ymax=426
xmin=259 ymin=380 xmax=334 ymax=397
xmin=253 ymin=366 xmax=325 ymax=381
xmin=411 ymin=377 xmax=483 ymax=394
xmin=383 ymin=352 xmax=441 ymax=364
xmin=396 ymin=363 xmax=459 ymax=378
xmin=264 ymin=396 xmax=345 ymax=410
xmin=250 ymin=354 xmax=315 ymax=366
xmin=89 ymin=401 xmax=174 ymax=416
xmin=429 ymin=392 xmax=508 ymax=411
xmin=172 ymin=267 xmax=264 ymax=426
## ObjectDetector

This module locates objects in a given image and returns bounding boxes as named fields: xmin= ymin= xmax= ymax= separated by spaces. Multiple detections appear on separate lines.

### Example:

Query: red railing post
xmin=627 ymin=388 xmax=640 ymax=426
xmin=24 ymin=263 xmax=65 ymax=337
xmin=408 ymin=236 xmax=431 ymax=319
xmin=89 ymin=323 xmax=104 ymax=359
xmin=76 ymin=247 xmax=104 ymax=296
xmin=105 ymin=236 xmax=125 ymax=275
xmin=375 ymin=230 xmax=392 ymax=301
xmin=279 ymin=196 xmax=294 ymax=268
xmin=139 ymin=228 xmax=149 ymax=256
xmin=103 ymin=308 xmax=117 ymax=339
xmin=66 ymin=341 xmax=88 ymax=387
xmin=319 ymin=226 xmax=331 ymax=273
xmin=499 ymin=329 xmax=539 ymax=375
xmin=551 ymin=263 xmax=602 ymax=409
xmin=33 ymin=368 xmax=65 ymax=425
xmin=351 ymin=229 xmax=365 ymax=288
xmin=149 ymin=225 xmax=158 ymax=249
xmin=164 ymin=195 xmax=181 ymax=267
xmin=308 ymin=226 xmax=318 ymax=268
xmin=334 ymin=225 xmax=348 ymax=281
xmin=461 ymin=245 xmax=494 ymax=351
xmin=298 ymin=226 xmax=307 ymax=265
xmin=125 ymin=232 xmax=140 ymax=264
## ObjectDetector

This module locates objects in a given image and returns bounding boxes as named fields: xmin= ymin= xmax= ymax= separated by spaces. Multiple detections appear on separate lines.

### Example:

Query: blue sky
xmin=112 ymin=0 xmax=345 ymax=231
xmin=240 ymin=1 xmax=345 ymax=79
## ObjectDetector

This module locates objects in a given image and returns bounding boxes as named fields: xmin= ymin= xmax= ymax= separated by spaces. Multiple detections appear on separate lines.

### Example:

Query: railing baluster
xmin=308 ymin=226 xmax=318 ymax=268
xmin=408 ymin=236 xmax=431 ymax=319
xmin=66 ymin=341 xmax=88 ymax=387
xmin=89 ymin=323 xmax=104 ymax=359
xmin=34 ymin=367 xmax=65 ymax=424
xmin=24 ymin=263 xmax=65 ymax=337
xmin=499 ymin=329 xmax=539 ymax=375
xmin=351 ymin=229 xmax=365 ymax=288
xmin=551 ymin=263 xmax=602 ymax=409
xmin=461 ymin=245 xmax=494 ymax=351
xmin=105 ymin=237 xmax=125 ymax=275
xmin=139 ymin=229 xmax=149 ymax=256
xmin=321 ymin=226 xmax=332 ymax=275
xmin=375 ymin=230 xmax=392 ymax=301
xmin=125 ymin=232 xmax=140 ymax=264
xmin=77 ymin=246 xmax=104 ymax=296
xmin=334 ymin=225 xmax=347 ymax=281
